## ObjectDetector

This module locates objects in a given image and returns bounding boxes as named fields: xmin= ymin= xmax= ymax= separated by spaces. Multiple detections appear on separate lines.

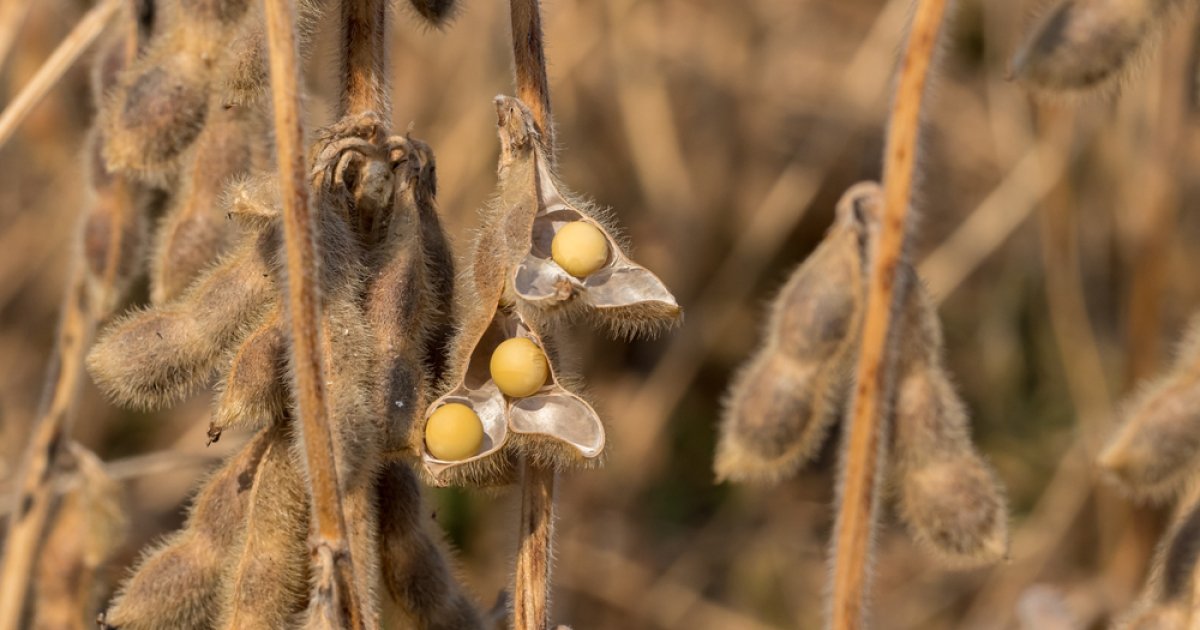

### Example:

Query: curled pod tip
xmin=1011 ymin=0 xmax=1172 ymax=93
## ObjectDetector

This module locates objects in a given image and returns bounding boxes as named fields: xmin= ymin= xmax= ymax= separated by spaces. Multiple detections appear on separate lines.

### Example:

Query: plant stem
xmin=514 ymin=462 xmax=556 ymax=630
xmin=0 ymin=270 xmax=92 ymax=630
xmin=828 ymin=1 xmax=949 ymax=628
xmin=261 ymin=0 xmax=362 ymax=627
xmin=340 ymin=0 xmax=389 ymax=121
xmin=509 ymin=0 xmax=553 ymax=150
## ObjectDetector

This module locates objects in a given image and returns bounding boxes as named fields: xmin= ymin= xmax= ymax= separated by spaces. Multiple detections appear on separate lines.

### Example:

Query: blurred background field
xmin=4 ymin=0 xmax=1200 ymax=627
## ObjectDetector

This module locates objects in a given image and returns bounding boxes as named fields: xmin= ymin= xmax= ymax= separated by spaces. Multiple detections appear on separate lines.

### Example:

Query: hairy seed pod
xmin=890 ymin=277 xmax=1009 ymax=568
xmin=150 ymin=104 xmax=264 ymax=304
xmin=1114 ymin=482 xmax=1200 ymax=629
xmin=87 ymin=225 xmax=278 ymax=410
xmin=1011 ymin=0 xmax=1175 ymax=92
xmin=32 ymin=445 xmax=127 ymax=630
xmin=218 ymin=0 xmax=323 ymax=107
xmin=481 ymin=96 xmax=680 ymax=339
xmin=101 ymin=429 xmax=273 ymax=630
xmin=377 ymin=463 xmax=485 ymax=629
xmin=713 ymin=183 xmax=878 ymax=484
xmin=216 ymin=430 xmax=309 ymax=629
xmin=408 ymin=139 xmax=456 ymax=386
xmin=100 ymin=0 xmax=257 ymax=179
xmin=82 ymin=129 xmax=153 ymax=319
xmin=1100 ymin=316 xmax=1200 ymax=501
xmin=405 ymin=0 xmax=459 ymax=27
xmin=210 ymin=308 xmax=286 ymax=443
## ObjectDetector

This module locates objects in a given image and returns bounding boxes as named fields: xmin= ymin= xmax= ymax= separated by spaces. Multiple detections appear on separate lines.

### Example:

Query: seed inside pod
xmin=490 ymin=337 xmax=549 ymax=398
xmin=551 ymin=221 xmax=609 ymax=278
xmin=425 ymin=403 xmax=485 ymax=461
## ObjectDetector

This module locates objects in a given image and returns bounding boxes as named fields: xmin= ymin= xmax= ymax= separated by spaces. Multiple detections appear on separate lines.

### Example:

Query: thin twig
xmin=827 ymin=1 xmax=949 ymax=628
xmin=261 ymin=0 xmax=362 ymax=627
xmin=340 ymin=0 xmax=389 ymax=120
xmin=0 ymin=0 xmax=120 ymax=152
xmin=510 ymin=0 xmax=553 ymax=149
xmin=514 ymin=463 xmax=556 ymax=630
xmin=0 ymin=270 xmax=92 ymax=630
xmin=0 ymin=0 xmax=32 ymax=78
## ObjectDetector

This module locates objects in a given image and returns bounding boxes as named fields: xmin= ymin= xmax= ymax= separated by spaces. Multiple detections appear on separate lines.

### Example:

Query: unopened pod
xmin=713 ymin=182 xmax=878 ymax=484
xmin=420 ymin=308 xmax=603 ymax=487
xmin=477 ymin=96 xmax=680 ymax=339
xmin=100 ymin=0 xmax=257 ymax=179
xmin=1100 ymin=315 xmax=1200 ymax=501
xmin=890 ymin=276 xmax=1009 ymax=568
xmin=1011 ymin=0 xmax=1178 ymax=93
xmin=1113 ymin=481 xmax=1200 ymax=629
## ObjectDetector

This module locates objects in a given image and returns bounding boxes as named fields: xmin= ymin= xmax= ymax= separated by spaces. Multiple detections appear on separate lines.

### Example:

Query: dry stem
xmin=0 ymin=0 xmax=120 ymax=150
xmin=0 ymin=270 xmax=92 ymax=630
xmin=262 ymin=0 xmax=362 ymax=627
xmin=827 ymin=1 xmax=949 ymax=628
xmin=340 ymin=0 xmax=389 ymax=120
xmin=514 ymin=462 xmax=556 ymax=630
xmin=509 ymin=0 xmax=553 ymax=149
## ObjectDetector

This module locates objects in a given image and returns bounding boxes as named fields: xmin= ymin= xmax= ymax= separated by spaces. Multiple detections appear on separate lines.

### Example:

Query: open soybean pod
xmin=486 ymin=96 xmax=680 ymax=338
xmin=100 ymin=0 xmax=257 ymax=180
xmin=890 ymin=273 xmax=1009 ymax=568
xmin=1011 ymin=0 xmax=1175 ymax=93
xmin=1100 ymin=315 xmax=1200 ymax=501
xmin=100 ymin=428 xmax=275 ymax=630
xmin=1113 ymin=481 xmax=1200 ymax=629
xmin=421 ymin=308 xmax=603 ymax=487
xmin=713 ymin=182 xmax=878 ymax=484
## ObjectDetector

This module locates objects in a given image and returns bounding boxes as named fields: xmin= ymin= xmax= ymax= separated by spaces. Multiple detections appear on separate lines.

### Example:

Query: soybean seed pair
xmin=715 ymin=182 xmax=1009 ymax=568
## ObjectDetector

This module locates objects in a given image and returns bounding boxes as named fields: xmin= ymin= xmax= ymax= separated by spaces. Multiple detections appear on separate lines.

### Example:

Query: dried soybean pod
xmin=216 ymin=430 xmax=309 ymax=629
xmin=891 ymin=275 xmax=1009 ymax=568
xmin=87 ymin=225 xmax=278 ymax=410
xmin=100 ymin=0 xmax=257 ymax=179
xmin=1100 ymin=316 xmax=1200 ymax=501
xmin=32 ymin=445 xmax=127 ymax=630
xmin=219 ymin=0 xmax=324 ymax=107
xmin=377 ymin=463 xmax=485 ymax=630
xmin=150 ymin=104 xmax=264 ymax=304
xmin=409 ymin=138 xmax=456 ymax=385
xmin=1113 ymin=482 xmax=1200 ymax=629
xmin=210 ymin=307 xmax=287 ymax=443
xmin=81 ymin=128 xmax=153 ymax=320
xmin=1011 ymin=0 xmax=1175 ymax=92
xmin=713 ymin=183 xmax=878 ymax=484
xmin=101 ymin=429 xmax=273 ymax=630
xmin=405 ymin=0 xmax=458 ymax=27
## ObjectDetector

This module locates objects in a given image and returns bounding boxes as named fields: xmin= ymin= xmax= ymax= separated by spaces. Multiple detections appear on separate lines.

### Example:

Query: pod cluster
xmin=417 ymin=97 xmax=681 ymax=487
xmin=713 ymin=182 xmax=1009 ymax=568
xmin=90 ymin=110 xmax=485 ymax=628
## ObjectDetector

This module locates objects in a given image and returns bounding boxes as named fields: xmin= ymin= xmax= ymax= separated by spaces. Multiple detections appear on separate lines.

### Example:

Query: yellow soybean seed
xmin=551 ymin=221 xmax=609 ymax=278
xmin=425 ymin=403 xmax=485 ymax=461
xmin=490 ymin=337 xmax=549 ymax=398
